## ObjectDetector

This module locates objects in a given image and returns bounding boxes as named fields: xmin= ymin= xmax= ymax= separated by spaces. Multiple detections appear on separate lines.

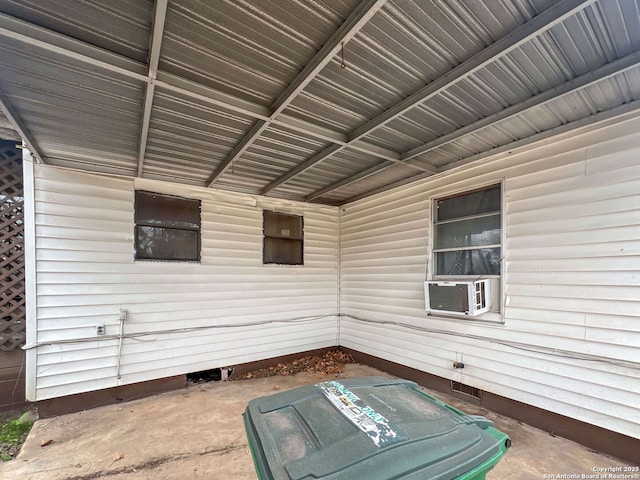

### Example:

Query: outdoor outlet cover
xmin=96 ymin=325 xmax=106 ymax=335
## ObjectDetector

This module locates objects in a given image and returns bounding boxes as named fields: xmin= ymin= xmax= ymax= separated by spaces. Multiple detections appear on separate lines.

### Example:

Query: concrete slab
xmin=2 ymin=364 xmax=635 ymax=480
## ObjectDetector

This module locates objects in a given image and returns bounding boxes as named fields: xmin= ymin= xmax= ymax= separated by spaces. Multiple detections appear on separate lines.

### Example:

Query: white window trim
xmin=426 ymin=179 xmax=506 ymax=324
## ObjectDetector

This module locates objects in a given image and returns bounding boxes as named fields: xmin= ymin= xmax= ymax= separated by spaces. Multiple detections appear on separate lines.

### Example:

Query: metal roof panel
xmin=160 ymin=0 xmax=355 ymax=106
xmin=0 ymin=0 xmax=152 ymax=62
xmin=0 ymin=0 xmax=639 ymax=204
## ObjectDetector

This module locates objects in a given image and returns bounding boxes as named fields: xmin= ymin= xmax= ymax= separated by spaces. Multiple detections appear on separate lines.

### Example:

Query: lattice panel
xmin=0 ymin=141 xmax=25 ymax=351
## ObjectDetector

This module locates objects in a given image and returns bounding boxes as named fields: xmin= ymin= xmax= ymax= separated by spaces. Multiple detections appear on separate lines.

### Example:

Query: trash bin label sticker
xmin=316 ymin=381 xmax=408 ymax=448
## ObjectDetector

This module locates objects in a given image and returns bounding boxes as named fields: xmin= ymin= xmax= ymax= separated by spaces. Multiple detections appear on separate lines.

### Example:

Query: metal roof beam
xmin=342 ymin=101 xmax=640 ymax=205
xmin=0 ymin=87 xmax=45 ymax=163
xmin=270 ymin=0 xmax=388 ymax=118
xmin=265 ymin=0 xmax=596 ymax=194
xmin=155 ymin=72 xmax=270 ymax=120
xmin=0 ymin=16 xmax=273 ymax=121
xmin=0 ymin=13 xmax=405 ymax=175
xmin=207 ymin=0 xmax=388 ymax=187
xmin=305 ymin=161 xmax=392 ymax=202
xmin=346 ymin=0 xmax=597 ymax=143
xmin=137 ymin=0 xmax=168 ymax=177
xmin=401 ymin=50 xmax=640 ymax=161
xmin=261 ymin=144 xmax=343 ymax=195
xmin=272 ymin=114 xmax=422 ymax=168
xmin=297 ymin=0 xmax=600 ymax=202
xmin=206 ymin=120 xmax=269 ymax=186
xmin=308 ymin=48 xmax=640 ymax=202
xmin=438 ymin=101 xmax=640 ymax=174
xmin=304 ymin=152 xmax=441 ymax=202
xmin=0 ymin=13 xmax=148 ymax=81
xmin=262 ymin=142 xmax=436 ymax=197
xmin=272 ymin=115 xmax=420 ymax=164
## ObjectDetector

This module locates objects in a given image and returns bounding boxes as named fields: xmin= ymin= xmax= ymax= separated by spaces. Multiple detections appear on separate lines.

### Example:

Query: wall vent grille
xmin=451 ymin=381 xmax=482 ymax=400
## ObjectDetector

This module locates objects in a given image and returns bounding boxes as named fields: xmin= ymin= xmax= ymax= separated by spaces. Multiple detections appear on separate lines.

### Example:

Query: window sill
xmin=426 ymin=311 xmax=505 ymax=325
xmin=134 ymin=258 xmax=201 ymax=264
xmin=263 ymin=263 xmax=304 ymax=267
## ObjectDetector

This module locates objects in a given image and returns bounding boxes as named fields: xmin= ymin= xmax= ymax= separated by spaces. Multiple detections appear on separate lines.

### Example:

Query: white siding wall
xmin=339 ymin=114 xmax=640 ymax=440
xmin=28 ymin=166 xmax=339 ymax=400
xmin=25 ymin=114 xmax=640 ymax=440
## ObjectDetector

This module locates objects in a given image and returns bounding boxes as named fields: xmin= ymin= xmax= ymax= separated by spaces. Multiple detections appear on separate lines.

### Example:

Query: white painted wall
xmin=339 ymin=113 xmax=640 ymax=441
xmin=25 ymin=166 xmax=339 ymax=400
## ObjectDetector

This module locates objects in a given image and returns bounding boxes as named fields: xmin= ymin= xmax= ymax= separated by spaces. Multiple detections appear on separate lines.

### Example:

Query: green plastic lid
xmin=244 ymin=376 xmax=510 ymax=480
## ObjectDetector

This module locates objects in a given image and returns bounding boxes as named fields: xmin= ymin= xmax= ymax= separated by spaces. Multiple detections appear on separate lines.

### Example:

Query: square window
xmin=134 ymin=191 xmax=201 ymax=261
xmin=433 ymin=185 xmax=501 ymax=277
xmin=263 ymin=211 xmax=303 ymax=265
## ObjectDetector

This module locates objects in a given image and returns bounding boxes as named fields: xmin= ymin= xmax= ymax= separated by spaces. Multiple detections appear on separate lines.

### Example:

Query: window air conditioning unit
xmin=425 ymin=280 xmax=491 ymax=316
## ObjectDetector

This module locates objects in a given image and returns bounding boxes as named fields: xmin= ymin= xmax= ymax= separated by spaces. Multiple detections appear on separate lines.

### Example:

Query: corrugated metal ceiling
xmin=0 ymin=0 xmax=639 ymax=205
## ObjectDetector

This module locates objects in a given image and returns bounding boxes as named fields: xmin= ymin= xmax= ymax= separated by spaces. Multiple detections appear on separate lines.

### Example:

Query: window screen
xmin=135 ymin=191 xmax=201 ymax=261
xmin=433 ymin=185 xmax=501 ymax=276
xmin=263 ymin=211 xmax=303 ymax=265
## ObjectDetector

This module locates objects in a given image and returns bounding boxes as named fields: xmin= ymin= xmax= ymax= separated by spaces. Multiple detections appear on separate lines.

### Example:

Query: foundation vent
xmin=451 ymin=381 xmax=482 ymax=400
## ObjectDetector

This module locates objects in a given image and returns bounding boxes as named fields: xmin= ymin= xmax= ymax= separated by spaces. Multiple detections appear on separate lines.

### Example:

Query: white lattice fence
xmin=0 ymin=142 xmax=24 ymax=351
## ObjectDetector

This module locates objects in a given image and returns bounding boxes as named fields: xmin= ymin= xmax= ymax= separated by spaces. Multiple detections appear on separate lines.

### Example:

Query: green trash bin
xmin=243 ymin=376 xmax=510 ymax=480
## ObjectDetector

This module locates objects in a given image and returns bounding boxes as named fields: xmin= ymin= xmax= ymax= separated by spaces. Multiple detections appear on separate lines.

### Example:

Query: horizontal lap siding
xmin=339 ymin=116 xmax=640 ymax=440
xmin=32 ymin=166 xmax=338 ymax=400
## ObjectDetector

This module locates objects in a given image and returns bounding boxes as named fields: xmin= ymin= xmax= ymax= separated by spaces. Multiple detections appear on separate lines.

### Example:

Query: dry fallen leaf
xmin=237 ymin=350 xmax=354 ymax=380
xmin=113 ymin=453 xmax=125 ymax=462
xmin=40 ymin=439 xmax=54 ymax=447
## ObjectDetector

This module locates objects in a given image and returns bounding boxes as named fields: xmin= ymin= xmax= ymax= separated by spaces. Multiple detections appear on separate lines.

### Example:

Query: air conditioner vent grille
xmin=424 ymin=280 xmax=491 ymax=316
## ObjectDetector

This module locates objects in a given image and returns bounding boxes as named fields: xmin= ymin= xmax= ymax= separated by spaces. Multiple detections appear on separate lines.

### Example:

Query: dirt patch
xmin=234 ymin=350 xmax=353 ymax=380
xmin=0 ymin=435 xmax=25 ymax=462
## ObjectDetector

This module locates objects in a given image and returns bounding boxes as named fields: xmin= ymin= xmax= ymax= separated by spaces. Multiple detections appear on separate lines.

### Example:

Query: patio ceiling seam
xmin=205 ymin=0 xmax=389 ymax=188
xmin=262 ymin=0 xmax=597 ymax=196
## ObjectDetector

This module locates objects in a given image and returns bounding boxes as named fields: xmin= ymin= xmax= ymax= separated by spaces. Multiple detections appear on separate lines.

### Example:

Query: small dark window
xmin=263 ymin=211 xmax=303 ymax=265
xmin=135 ymin=191 xmax=201 ymax=261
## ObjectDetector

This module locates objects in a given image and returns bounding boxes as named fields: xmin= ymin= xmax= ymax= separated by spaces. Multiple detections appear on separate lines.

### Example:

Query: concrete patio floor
xmin=1 ymin=364 xmax=635 ymax=480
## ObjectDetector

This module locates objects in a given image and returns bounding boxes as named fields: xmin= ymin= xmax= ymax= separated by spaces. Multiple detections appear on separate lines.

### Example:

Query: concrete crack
xmin=61 ymin=444 xmax=246 ymax=480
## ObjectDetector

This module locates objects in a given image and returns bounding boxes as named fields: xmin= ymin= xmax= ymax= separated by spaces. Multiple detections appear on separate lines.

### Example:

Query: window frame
xmin=134 ymin=190 xmax=201 ymax=262
xmin=262 ymin=210 xmax=304 ymax=266
xmin=429 ymin=181 xmax=505 ymax=320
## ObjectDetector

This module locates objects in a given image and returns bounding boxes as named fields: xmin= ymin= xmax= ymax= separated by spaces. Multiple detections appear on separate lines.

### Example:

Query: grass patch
xmin=0 ymin=413 xmax=33 ymax=462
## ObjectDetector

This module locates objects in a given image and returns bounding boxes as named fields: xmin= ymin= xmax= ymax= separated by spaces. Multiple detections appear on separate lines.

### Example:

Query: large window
xmin=263 ymin=211 xmax=303 ymax=265
xmin=433 ymin=184 xmax=501 ymax=277
xmin=135 ymin=191 xmax=201 ymax=261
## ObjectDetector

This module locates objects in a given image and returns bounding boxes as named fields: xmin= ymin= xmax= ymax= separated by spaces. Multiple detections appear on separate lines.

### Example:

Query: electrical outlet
xmin=96 ymin=325 xmax=106 ymax=336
